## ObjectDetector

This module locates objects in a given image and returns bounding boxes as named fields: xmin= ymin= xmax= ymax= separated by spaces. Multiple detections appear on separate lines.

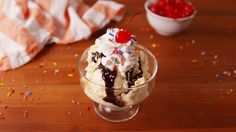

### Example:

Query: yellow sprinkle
xmin=152 ymin=43 xmax=156 ymax=48
xmin=52 ymin=62 xmax=57 ymax=66
xmin=6 ymin=92 xmax=11 ymax=97
xmin=68 ymin=73 xmax=74 ymax=78
xmin=0 ymin=83 xmax=4 ymax=87
xmin=43 ymin=70 xmax=48 ymax=74
xmin=6 ymin=90 xmax=14 ymax=97
xmin=150 ymin=34 xmax=154 ymax=39
xmin=192 ymin=59 xmax=198 ymax=63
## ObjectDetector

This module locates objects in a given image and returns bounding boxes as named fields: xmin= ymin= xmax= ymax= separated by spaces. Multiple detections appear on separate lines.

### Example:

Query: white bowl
xmin=144 ymin=0 xmax=197 ymax=36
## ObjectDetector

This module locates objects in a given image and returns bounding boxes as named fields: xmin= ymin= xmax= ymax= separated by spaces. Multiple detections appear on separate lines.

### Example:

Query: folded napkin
xmin=0 ymin=0 xmax=125 ymax=71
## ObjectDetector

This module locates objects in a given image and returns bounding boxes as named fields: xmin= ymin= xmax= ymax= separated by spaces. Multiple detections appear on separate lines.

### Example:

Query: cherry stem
xmin=123 ymin=10 xmax=144 ymax=30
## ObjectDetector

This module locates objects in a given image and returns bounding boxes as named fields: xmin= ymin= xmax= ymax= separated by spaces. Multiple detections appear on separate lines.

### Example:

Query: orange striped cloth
xmin=0 ymin=0 xmax=125 ymax=71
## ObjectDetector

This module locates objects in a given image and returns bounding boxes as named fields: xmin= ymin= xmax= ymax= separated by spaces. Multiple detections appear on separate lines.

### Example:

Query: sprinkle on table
xmin=6 ymin=89 xmax=15 ymax=97
xmin=74 ymin=54 xmax=79 ymax=58
xmin=25 ymin=91 xmax=32 ymax=97
xmin=152 ymin=43 xmax=157 ymax=48
xmin=67 ymin=73 xmax=74 ymax=78
xmin=71 ymin=99 xmax=76 ymax=104
xmin=214 ymin=55 xmax=218 ymax=59
xmin=0 ymin=83 xmax=4 ymax=87
xmin=88 ymin=106 xmax=91 ymax=111
xmin=39 ymin=62 xmax=45 ymax=68
xmin=52 ymin=62 xmax=57 ymax=66
xmin=3 ymin=105 xmax=8 ymax=109
xmin=223 ymin=71 xmax=228 ymax=75
xmin=0 ymin=115 xmax=4 ymax=119
xmin=233 ymin=70 xmax=236 ymax=74
xmin=201 ymin=51 xmax=206 ymax=56
xmin=212 ymin=60 xmax=217 ymax=66
xmin=54 ymin=69 xmax=60 ymax=75
xmin=149 ymin=34 xmax=154 ymax=39
xmin=24 ymin=110 xmax=28 ymax=117
xmin=43 ymin=70 xmax=48 ymax=74
xmin=192 ymin=59 xmax=198 ymax=63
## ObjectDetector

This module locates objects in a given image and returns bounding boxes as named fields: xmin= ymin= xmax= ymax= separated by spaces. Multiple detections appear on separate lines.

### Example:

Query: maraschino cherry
xmin=115 ymin=29 xmax=131 ymax=44
xmin=115 ymin=10 xmax=142 ymax=44
xmin=149 ymin=0 xmax=196 ymax=19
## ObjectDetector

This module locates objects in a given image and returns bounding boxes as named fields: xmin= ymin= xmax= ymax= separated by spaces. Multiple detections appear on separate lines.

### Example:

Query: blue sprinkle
xmin=119 ymin=50 xmax=123 ymax=55
xmin=109 ymin=32 xmax=114 ymax=37
xmin=25 ymin=91 xmax=32 ymax=96
xmin=131 ymin=36 xmax=136 ymax=41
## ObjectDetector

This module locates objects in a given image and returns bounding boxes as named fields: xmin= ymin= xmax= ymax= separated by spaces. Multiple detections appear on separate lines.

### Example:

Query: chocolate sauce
xmin=98 ymin=64 xmax=125 ymax=107
xmin=125 ymin=58 xmax=143 ymax=89
xmin=97 ymin=57 xmax=143 ymax=107
xmin=91 ymin=52 xmax=105 ymax=63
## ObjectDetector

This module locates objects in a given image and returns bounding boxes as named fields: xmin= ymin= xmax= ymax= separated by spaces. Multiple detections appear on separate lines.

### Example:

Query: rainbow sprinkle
xmin=192 ymin=59 xmax=198 ymax=63
xmin=42 ymin=70 xmax=48 ymax=74
xmin=25 ymin=91 xmax=32 ymax=97
xmin=6 ymin=89 xmax=15 ymax=97
xmin=152 ymin=43 xmax=157 ymax=48
xmin=52 ymin=62 xmax=57 ymax=66
xmin=67 ymin=73 xmax=74 ymax=78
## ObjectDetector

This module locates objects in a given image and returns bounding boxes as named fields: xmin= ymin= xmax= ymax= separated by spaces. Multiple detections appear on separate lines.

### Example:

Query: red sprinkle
xmin=88 ymin=106 xmax=91 ymax=111
xmin=114 ymin=66 xmax=118 ymax=71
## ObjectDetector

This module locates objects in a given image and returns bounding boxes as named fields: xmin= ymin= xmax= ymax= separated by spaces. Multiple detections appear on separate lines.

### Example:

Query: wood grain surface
xmin=0 ymin=0 xmax=236 ymax=131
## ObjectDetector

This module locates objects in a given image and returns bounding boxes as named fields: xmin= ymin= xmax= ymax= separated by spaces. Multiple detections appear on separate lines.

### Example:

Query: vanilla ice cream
xmin=81 ymin=28 xmax=151 ymax=108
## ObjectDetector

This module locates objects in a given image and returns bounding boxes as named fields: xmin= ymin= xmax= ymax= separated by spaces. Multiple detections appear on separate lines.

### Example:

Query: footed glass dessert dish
xmin=78 ymin=28 xmax=158 ymax=122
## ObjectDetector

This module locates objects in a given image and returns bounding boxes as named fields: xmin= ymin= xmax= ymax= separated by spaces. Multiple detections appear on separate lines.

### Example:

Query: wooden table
xmin=0 ymin=0 xmax=236 ymax=131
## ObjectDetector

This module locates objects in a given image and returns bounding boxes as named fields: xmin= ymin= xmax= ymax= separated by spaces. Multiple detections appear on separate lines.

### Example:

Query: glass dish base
xmin=94 ymin=102 xmax=139 ymax=123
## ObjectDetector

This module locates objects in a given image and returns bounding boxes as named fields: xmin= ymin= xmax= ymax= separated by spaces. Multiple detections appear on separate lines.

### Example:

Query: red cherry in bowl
xmin=115 ymin=30 xmax=131 ymax=44
xmin=148 ymin=0 xmax=196 ymax=19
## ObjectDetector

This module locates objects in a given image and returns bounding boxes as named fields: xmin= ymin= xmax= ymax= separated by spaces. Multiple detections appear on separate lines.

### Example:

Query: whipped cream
xmin=94 ymin=28 xmax=138 ymax=75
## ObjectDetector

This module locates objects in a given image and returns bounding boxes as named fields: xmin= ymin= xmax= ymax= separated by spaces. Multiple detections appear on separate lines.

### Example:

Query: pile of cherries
xmin=149 ymin=0 xmax=196 ymax=19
